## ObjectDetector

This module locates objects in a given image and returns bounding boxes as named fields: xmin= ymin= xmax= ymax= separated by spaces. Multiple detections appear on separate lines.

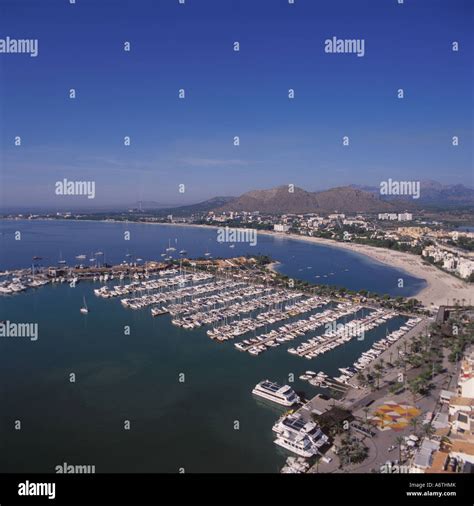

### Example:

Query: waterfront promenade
xmin=305 ymin=316 xmax=462 ymax=473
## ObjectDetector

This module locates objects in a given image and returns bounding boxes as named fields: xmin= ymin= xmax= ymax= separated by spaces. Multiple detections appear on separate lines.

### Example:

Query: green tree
xmin=410 ymin=416 xmax=420 ymax=435
xmin=421 ymin=423 xmax=435 ymax=440
xmin=395 ymin=435 xmax=404 ymax=463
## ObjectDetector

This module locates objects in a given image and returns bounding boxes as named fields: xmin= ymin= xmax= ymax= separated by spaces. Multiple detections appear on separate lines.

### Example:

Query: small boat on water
xmin=80 ymin=296 xmax=89 ymax=314
xmin=166 ymin=239 xmax=176 ymax=252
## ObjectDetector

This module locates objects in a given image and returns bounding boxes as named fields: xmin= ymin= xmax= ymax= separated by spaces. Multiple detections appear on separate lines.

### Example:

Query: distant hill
xmin=129 ymin=201 xmax=167 ymax=210
xmin=155 ymin=196 xmax=237 ymax=216
xmin=351 ymin=180 xmax=474 ymax=207
xmin=147 ymin=180 xmax=472 ymax=217
xmin=417 ymin=181 xmax=474 ymax=206
xmin=215 ymin=185 xmax=402 ymax=214
xmin=313 ymin=186 xmax=404 ymax=213
xmin=217 ymin=186 xmax=319 ymax=213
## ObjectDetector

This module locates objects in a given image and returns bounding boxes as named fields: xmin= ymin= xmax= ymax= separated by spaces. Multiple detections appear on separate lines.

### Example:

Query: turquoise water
xmin=0 ymin=220 xmax=419 ymax=472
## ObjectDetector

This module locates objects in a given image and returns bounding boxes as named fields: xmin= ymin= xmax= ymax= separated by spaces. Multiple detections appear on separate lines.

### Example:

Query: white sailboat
xmin=166 ymin=239 xmax=176 ymax=252
xmin=80 ymin=296 xmax=89 ymax=314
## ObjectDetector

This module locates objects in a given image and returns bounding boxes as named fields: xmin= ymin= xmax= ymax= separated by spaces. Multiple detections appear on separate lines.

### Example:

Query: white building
xmin=378 ymin=213 xmax=398 ymax=221
xmin=398 ymin=213 xmax=413 ymax=222
xmin=274 ymin=224 xmax=290 ymax=233
xmin=443 ymin=256 xmax=456 ymax=270
xmin=343 ymin=218 xmax=367 ymax=227
xmin=458 ymin=259 xmax=474 ymax=280
xmin=411 ymin=439 xmax=440 ymax=472
xmin=458 ymin=350 xmax=474 ymax=398
xmin=422 ymin=246 xmax=474 ymax=280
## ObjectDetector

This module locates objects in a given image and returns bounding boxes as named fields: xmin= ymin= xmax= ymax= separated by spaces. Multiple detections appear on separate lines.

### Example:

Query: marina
xmin=79 ymin=265 xmax=422 ymax=373
xmin=289 ymin=309 xmax=398 ymax=359
xmin=234 ymin=304 xmax=358 ymax=357
xmin=0 ymin=220 xmax=429 ymax=473
xmin=0 ymin=271 xmax=49 ymax=295
xmin=297 ymin=316 xmax=423 ymax=389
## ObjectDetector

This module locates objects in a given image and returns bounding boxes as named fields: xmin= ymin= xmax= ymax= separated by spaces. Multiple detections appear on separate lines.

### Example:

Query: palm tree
xmin=395 ymin=435 xmax=404 ymax=463
xmin=408 ymin=378 xmax=422 ymax=405
xmin=363 ymin=407 xmax=370 ymax=425
xmin=410 ymin=416 xmax=420 ymax=435
xmin=374 ymin=370 xmax=382 ymax=390
xmin=356 ymin=371 xmax=366 ymax=387
xmin=374 ymin=362 xmax=384 ymax=374
xmin=421 ymin=423 xmax=435 ymax=440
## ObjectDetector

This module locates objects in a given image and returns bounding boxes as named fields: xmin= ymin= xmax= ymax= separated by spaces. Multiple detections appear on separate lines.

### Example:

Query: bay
xmin=0 ymin=220 xmax=423 ymax=472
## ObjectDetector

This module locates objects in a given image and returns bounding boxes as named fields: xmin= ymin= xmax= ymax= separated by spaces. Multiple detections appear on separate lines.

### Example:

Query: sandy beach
xmin=258 ymin=230 xmax=473 ymax=308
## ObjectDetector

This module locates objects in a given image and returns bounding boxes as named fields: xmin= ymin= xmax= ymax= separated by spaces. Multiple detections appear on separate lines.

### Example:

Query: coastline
xmin=2 ymin=218 xmax=472 ymax=307
xmin=257 ymin=230 xmax=473 ymax=308
xmin=265 ymin=261 xmax=282 ymax=273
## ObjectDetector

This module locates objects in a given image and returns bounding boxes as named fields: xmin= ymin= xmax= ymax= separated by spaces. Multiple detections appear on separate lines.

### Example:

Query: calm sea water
xmin=0 ymin=220 xmax=425 ymax=296
xmin=0 ymin=220 xmax=423 ymax=473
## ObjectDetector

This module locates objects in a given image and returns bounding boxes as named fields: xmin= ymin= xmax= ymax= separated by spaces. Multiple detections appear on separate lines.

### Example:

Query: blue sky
xmin=0 ymin=0 xmax=472 ymax=208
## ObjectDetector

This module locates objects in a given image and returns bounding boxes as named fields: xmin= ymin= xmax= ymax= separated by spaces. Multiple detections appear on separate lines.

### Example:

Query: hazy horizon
xmin=1 ymin=177 xmax=474 ymax=214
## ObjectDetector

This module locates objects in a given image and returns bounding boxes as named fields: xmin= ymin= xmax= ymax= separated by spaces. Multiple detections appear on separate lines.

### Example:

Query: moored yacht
xmin=252 ymin=380 xmax=300 ymax=406
xmin=274 ymin=431 xmax=319 ymax=458
xmin=272 ymin=413 xmax=328 ymax=449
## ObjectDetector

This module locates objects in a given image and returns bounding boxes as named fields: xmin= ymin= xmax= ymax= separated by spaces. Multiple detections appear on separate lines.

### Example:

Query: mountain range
xmin=351 ymin=180 xmax=474 ymax=207
xmin=214 ymin=186 xmax=401 ymax=214
xmin=138 ymin=180 xmax=473 ymax=216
